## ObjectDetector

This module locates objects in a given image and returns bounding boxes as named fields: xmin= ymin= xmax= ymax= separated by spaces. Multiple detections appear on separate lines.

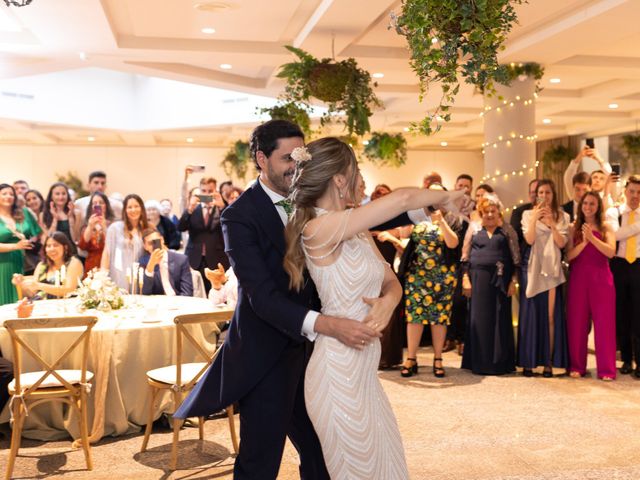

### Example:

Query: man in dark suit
xmin=175 ymin=121 xmax=397 ymax=479
xmin=562 ymin=171 xmax=591 ymax=222
xmin=510 ymin=178 xmax=539 ymax=254
xmin=139 ymin=228 xmax=193 ymax=296
xmin=178 ymin=178 xmax=229 ymax=294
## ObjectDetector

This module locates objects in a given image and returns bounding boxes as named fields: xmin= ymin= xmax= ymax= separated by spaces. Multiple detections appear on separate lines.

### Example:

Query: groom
xmin=175 ymin=120 xmax=396 ymax=479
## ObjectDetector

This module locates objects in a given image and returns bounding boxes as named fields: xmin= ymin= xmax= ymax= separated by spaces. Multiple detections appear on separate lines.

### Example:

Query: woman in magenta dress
xmin=566 ymin=191 xmax=617 ymax=380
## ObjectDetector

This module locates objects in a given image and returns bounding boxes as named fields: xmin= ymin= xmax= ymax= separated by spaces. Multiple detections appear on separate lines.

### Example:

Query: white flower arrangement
xmin=76 ymin=269 xmax=124 ymax=311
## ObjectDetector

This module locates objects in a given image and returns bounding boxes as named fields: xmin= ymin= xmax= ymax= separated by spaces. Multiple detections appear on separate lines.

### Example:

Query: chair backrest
xmin=3 ymin=316 xmax=98 ymax=395
xmin=173 ymin=311 xmax=229 ymax=389
xmin=190 ymin=269 xmax=207 ymax=298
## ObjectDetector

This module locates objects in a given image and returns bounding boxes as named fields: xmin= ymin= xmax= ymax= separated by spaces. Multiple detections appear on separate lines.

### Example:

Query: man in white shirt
xmin=140 ymin=228 xmax=193 ymax=296
xmin=74 ymin=171 xmax=123 ymax=240
xmin=564 ymin=145 xmax=611 ymax=199
xmin=206 ymin=263 xmax=238 ymax=308
xmin=608 ymin=175 xmax=640 ymax=376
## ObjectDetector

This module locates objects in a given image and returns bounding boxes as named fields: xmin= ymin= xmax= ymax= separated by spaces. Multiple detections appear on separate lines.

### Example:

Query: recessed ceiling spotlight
xmin=403 ymin=127 xmax=410 ymax=132
xmin=608 ymin=103 xmax=619 ymax=109
xmin=186 ymin=137 xmax=194 ymax=143
xmin=549 ymin=78 xmax=561 ymax=84
xmin=201 ymin=27 xmax=216 ymax=34
xmin=79 ymin=52 xmax=87 ymax=61
xmin=220 ymin=63 xmax=232 ymax=70
xmin=440 ymin=141 xmax=448 ymax=147
xmin=194 ymin=2 xmax=234 ymax=12
xmin=543 ymin=118 xmax=552 ymax=124
xmin=372 ymin=72 xmax=384 ymax=79
xmin=87 ymin=136 xmax=95 ymax=142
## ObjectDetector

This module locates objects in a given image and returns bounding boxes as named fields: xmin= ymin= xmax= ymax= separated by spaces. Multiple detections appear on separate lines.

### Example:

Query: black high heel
xmin=400 ymin=358 xmax=418 ymax=377
xmin=433 ymin=358 xmax=445 ymax=378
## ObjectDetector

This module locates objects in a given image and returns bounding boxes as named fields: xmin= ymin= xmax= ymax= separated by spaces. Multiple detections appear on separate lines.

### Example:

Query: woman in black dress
xmin=461 ymin=195 xmax=520 ymax=375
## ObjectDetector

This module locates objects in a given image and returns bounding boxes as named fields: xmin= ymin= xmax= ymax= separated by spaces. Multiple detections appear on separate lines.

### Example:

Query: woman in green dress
xmin=0 ymin=184 xmax=42 ymax=305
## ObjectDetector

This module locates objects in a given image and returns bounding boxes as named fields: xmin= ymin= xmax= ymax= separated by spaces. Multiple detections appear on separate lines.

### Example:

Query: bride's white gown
xmin=304 ymin=222 xmax=409 ymax=479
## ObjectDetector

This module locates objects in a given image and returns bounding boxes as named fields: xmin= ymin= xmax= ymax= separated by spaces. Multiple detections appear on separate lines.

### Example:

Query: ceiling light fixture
xmin=3 ymin=0 xmax=33 ymax=6
xmin=542 ymin=118 xmax=551 ymax=124
xmin=549 ymin=78 xmax=561 ymax=84
xmin=440 ymin=141 xmax=448 ymax=147
xmin=79 ymin=52 xmax=87 ymax=61
xmin=201 ymin=27 xmax=216 ymax=34
xmin=220 ymin=63 xmax=232 ymax=70
xmin=87 ymin=136 xmax=95 ymax=142
xmin=186 ymin=137 xmax=194 ymax=143
xmin=608 ymin=103 xmax=619 ymax=109
xmin=372 ymin=72 xmax=384 ymax=79
xmin=194 ymin=2 xmax=233 ymax=12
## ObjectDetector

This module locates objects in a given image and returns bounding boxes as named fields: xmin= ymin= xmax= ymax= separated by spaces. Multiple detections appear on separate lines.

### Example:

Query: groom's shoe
xmin=619 ymin=362 xmax=632 ymax=375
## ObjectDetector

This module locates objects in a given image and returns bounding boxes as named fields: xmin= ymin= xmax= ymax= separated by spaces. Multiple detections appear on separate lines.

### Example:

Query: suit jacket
xmin=510 ymin=202 xmax=533 ymax=260
xmin=178 ymin=204 xmax=229 ymax=270
xmin=139 ymin=250 xmax=194 ymax=296
xmin=562 ymin=200 xmax=575 ymax=223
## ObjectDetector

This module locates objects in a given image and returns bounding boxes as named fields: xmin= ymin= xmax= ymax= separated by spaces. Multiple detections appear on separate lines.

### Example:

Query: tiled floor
xmin=2 ymin=347 xmax=640 ymax=479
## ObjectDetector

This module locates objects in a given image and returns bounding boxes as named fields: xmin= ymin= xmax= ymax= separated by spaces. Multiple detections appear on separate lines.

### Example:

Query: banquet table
xmin=0 ymin=295 xmax=232 ymax=442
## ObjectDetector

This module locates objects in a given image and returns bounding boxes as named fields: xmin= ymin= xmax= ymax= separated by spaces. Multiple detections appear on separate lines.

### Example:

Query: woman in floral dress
xmin=400 ymin=184 xmax=462 ymax=378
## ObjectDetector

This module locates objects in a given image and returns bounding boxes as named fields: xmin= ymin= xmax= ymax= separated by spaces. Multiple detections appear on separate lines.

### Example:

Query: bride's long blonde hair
xmin=283 ymin=137 xmax=359 ymax=291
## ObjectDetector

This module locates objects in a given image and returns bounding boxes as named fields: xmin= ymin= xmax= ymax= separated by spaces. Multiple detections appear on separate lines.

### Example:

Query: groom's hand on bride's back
xmin=314 ymin=315 xmax=381 ymax=350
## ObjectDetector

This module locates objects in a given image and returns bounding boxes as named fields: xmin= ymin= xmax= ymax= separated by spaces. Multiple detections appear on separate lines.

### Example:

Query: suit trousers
xmin=611 ymin=257 xmax=640 ymax=365
xmin=233 ymin=342 xmax=329 ymax=480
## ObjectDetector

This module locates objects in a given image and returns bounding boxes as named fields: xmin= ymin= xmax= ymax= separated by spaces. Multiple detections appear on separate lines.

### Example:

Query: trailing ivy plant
xmin=393 ymin=0 xmax=527 ymax=135
xmin=56 ymin=171 xmax=89 ymax=198
xmin=490 ymin=62 xmax=544 ymax=94
xmin=259 ymin=101 xmax=312 ymax=136
xmin=541 ymin=145 xmax=572 ymax=178
xmin=276 ymin=46 xmax=382 ymax=136
xmin=221 ymin=140 xmax=251 ymax=180
xmin=363 ymin=132 xmax=408 ymax=167
xmin=622 ymin=134 xmax=640 ymax=172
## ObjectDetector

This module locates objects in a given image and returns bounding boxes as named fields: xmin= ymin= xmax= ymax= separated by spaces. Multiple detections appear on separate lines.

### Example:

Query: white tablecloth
xmin=0 ymin=295 xmax=232 ymax=442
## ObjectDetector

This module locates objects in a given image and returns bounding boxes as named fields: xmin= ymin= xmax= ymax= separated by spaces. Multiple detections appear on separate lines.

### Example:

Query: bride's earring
xmin=339 ymin=190 xmax=344 ymax=199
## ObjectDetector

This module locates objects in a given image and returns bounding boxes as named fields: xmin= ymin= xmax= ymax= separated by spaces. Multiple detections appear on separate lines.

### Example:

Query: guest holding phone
xmin=566 ymin=192 xmax=616 ymax=380
xmin=139 ymin=228 xmax=193 ymax=296
xmin=0 ymin=184 xmax=41 ymax=305
xmin=518 ymin=179 xmax=570 ymax=377
xmin=41 ymin=182 xmax=77 ymax=243
xmin=178 ymin=178 xmax=229 ymax=294
xmin=78 ymin=192 xmax=114 ymax=277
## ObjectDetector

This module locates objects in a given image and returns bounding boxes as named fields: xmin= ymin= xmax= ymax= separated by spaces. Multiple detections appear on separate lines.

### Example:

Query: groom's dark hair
xmin=250 ymin=120 xmax=304 ymax=171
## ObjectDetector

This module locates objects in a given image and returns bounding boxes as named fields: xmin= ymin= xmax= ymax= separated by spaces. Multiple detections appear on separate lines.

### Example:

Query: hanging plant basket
xmin=392 ymin=0 xmax=527 ymax=135
xmin=363 ymin=132 xmax=408 ymax=168
xmin=622 ymin=134 xmax=640 ymax=157
xmin=221 ymin=140 xmax=251 ymax=180
xmin=276 ymin=46 xmax=381 ymax=136
xmin=56 ymin=171 xmax=89 ymax=198
xmin=259 ymin=101 xmax=312 ymax=136
xmin=541 ymin=145 xmax=572 ymax=178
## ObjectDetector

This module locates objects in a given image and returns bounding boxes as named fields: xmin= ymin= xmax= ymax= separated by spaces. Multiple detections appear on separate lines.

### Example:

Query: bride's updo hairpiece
xmin=291 ymin=146 xmax=312 ymax=167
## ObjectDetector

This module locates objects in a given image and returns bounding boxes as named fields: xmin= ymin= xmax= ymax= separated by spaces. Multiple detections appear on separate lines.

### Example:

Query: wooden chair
xmin=3 ymin=316 xmax=97 ymax=480
xmin=140 ymin=311 xmax=238 ymax=470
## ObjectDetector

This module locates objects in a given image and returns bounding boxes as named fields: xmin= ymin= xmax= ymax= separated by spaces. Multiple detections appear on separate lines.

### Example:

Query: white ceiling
xmin=1 ymin=0 xmax=640 ymax=149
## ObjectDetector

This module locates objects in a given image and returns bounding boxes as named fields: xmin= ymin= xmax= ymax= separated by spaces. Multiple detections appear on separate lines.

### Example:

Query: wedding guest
xmin=139 ymin=228 xmax=192 ymax=296
xmin=0 ymin=356 xmax=12 ymax=416
xmin=12 ymin=232 xmax=83 ymax=299
xmin=563 ymin=145 xmax=611 ymax=199
xmin=461 ymin=195 xmax=519 ymax=374
xmin=24 ymin=189 xmax=44 ymax=217
xmin=227 ymin=186 xmax=244 ymax=205
xmin=219 ymin=180 xmax=234 ymax=207
xmin=101 ymin=194 xmax=148 ymax=290
xmin=608 ymin=174 xmax=640 ymax=376
xmin=470 ymin=184 xmax=494 ymax=223
xmin=74 ymin=171 xmax=123 ymax=240
xmin=423 ymin=171 xmax=443 ymax=189
xmin=159 ymin=198 xmax=179 ymax=226
xmin=41 ymin=182 xmax=77 ymax=242
xmin=518 ymin=179 xmax=570 ymax=377
xmin=22 ymin=189 xmax=45 ymax=275
xmin=12 ymin=180 xmax=29 ymax=200
xmin=206 ymin=263 xmax=238 ymax=308
xmin=562 ymin=172 xmax=591 ymax=222
xmin=145 ymin=200 xmax=181 ymax=250
xmin=78 ymin=192 xmax=114 ymax=277
xmin=180 ymin=167 xmax=217 ymax=214
xmin=179 ymin=178 xmax=228 ymax=294
xmin=0 ymin=184 xmax=40 ymax=305
xmin=566 ymin=192 xmax=616 ymax=380
xmin=455 ymin=174 xmax=473 ymax=196
xmin=400 ymin=184 xmax=461 ymax=378
xmin=510 ymin=179 xmax=539 ymax=286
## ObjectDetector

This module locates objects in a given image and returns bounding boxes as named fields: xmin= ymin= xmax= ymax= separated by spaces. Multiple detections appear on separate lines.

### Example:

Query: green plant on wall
xmin=276 ymin=46 xmax=382 ymax=136
xmin=541 ymin=145 xmax=572 ymax=178
xmin=363 ymin=132 xmax=408 ymax=167
xmin=622 ymin=134 xmax=640 ymax=172
xmin=221 ymin=140 xmax=251 ymax=180
xmin=259 ymin=102 xmax=312 ymax=136
xmin=393 ymin=0 xmax=529 ymax=135
xmin=56 ymin=171 xmax=89 ymax=198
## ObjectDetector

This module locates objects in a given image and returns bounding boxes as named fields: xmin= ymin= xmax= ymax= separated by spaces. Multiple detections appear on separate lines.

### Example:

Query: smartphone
xmin=151 ymin=238 xmax=162 ymax=250
xmin=93 ymin=204 xmax=103 ymax=216
xmin=611 ymin=163 xmax=621 ymax=176
xmin=188 ymin=164 xmax=205 ymax=172
xmin=196 ymin=194 xmax=213 ymax=203
xmin=585 ymin=138 xmax=595 ymax=149
xmin=536 ymin=196 xmax=545 ymax=205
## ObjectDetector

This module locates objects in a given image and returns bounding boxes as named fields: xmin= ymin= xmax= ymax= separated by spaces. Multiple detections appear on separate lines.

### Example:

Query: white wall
xmin=0 ymin=145 xmax=483 ymax=211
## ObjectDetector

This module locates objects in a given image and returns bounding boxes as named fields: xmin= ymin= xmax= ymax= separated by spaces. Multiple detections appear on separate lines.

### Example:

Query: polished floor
xmin=2 ymin=346 xmax=640 ymax=479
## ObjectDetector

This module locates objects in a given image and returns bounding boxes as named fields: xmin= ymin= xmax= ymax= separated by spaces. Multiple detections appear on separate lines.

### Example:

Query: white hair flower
xmin=291 ymin=146 xmax=312 ymax=163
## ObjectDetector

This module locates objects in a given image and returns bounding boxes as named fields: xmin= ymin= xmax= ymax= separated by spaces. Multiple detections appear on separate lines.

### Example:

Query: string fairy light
xmin=479 ymin=94 xmax=538 ymax=117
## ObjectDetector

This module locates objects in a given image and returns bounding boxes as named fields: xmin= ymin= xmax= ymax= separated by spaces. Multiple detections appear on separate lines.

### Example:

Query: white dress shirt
xmin=608 ymin=204 xmax=640 ymax=259
xmin=208 ymin=267 xmax=238 ymax=308
xmin=144 ymin=251 xmax=176 ymax=296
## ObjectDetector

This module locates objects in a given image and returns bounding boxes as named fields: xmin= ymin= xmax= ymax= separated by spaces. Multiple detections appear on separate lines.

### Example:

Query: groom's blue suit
xmin=174 ymin=180 xmax=329 ymax=479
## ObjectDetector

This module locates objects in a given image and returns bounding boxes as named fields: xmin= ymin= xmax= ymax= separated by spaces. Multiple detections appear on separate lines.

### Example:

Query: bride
xmin=283 ymin=137 xmax=462 ymax=479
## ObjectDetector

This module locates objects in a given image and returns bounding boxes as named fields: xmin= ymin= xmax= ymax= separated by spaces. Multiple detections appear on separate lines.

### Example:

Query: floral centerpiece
xmin=76 ymin=269 xmax=124 ymax=311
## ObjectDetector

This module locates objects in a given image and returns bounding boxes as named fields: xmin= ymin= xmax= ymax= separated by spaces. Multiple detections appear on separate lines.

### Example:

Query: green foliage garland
xmin=364 ymin=132 xmax=408 ymax=167
xmin=276 ymin=46 xmax=382 ymax=136
xmin=393 ymin=0 xmax=527 ymax=135
xmin=221 ymin=140 xmax=251 ymax=180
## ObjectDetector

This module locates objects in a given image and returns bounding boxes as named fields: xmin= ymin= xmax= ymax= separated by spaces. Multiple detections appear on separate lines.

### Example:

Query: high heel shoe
xmin=433 ymin=358 xmax=445 ymax=378
xmin=400 ymin=358 xmax=418 ymax=377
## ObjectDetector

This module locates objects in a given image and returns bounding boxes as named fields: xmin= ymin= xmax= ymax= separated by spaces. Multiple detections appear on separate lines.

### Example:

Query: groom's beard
xmin=266 ymin=165 xmax=295 ymax=197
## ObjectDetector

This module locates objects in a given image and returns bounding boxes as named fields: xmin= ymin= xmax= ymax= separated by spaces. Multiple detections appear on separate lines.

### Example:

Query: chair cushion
xmin=9 ymin=370 xmax=94 ymax=391
xmin=147 ymin=362 xmax=208 ymax=386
